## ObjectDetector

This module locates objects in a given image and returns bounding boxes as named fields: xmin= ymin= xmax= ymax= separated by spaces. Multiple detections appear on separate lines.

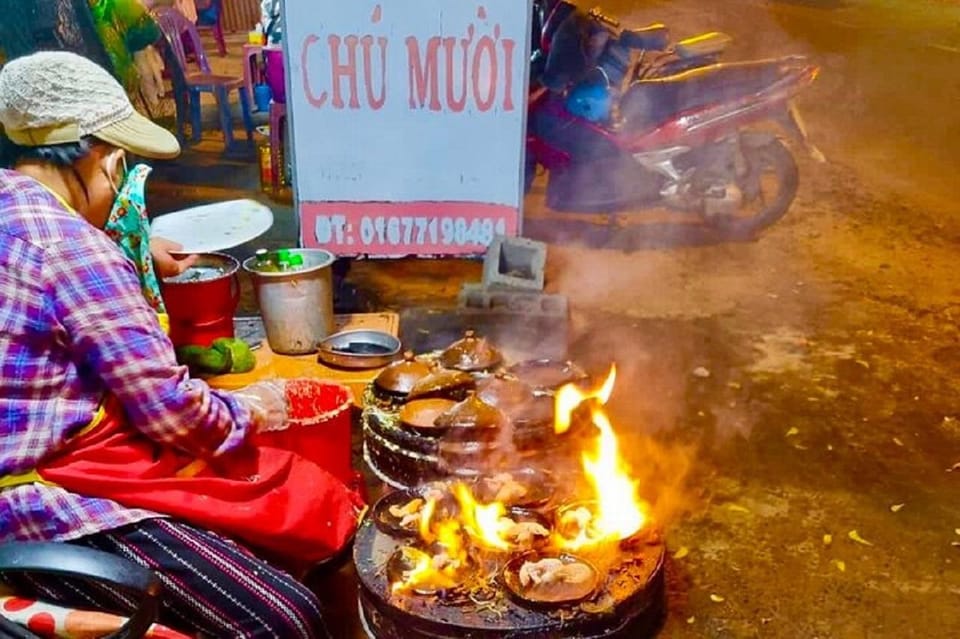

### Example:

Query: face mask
xmin=103 ymin=162 xmax=167 ymax=313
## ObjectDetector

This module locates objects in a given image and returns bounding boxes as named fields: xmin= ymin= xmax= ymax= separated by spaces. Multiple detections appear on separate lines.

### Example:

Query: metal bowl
xmin=318 ymin=329 xmax=401 ymax=369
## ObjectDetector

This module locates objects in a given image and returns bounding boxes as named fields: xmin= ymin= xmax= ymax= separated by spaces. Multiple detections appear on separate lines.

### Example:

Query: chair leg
xmin=238 ymin=87 xmax=255 ymax=146
xmin=215 ymin=20 xmax=227 ymax=56
xmin=172 ymin=89 xmax=189 ymax=144
xmin=189 ymin=89 xmax=203 ymax=143
xmin=214 ymin=86 xmax=237 ymax=152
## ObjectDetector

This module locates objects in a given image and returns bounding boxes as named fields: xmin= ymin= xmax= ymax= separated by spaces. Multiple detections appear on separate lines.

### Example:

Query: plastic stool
xmin=269 ymin=101 xmax=287 ymax=192
xmin=242 ymin=43 xmax=264 ymax=111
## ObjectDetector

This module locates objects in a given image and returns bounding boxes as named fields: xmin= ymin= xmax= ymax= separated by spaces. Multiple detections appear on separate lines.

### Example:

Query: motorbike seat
xmin=620 ymin=59 xmax=790 ymax=131
xmin=618 ymin=23 xmax=670 ymax=51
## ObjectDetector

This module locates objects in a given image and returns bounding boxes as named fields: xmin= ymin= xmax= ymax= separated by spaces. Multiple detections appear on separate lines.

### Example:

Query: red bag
xmin=38 ymin=398 xmax=363 ymax=565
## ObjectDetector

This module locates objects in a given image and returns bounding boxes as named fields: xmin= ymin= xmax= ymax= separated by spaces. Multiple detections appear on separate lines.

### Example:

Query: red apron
xmin=38 ymin=398 xmax=363 ymax=565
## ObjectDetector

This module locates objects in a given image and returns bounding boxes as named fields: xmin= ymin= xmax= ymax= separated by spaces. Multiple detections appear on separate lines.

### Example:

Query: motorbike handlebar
xmin=588 ymin=7 xmax=620 ymax=29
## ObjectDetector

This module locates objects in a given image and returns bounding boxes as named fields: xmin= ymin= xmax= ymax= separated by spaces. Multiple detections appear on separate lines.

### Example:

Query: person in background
xmin=88 ymin=0 xmax=167 ymax=107
xmin=0 ymin=51 xmax=357 ymax=639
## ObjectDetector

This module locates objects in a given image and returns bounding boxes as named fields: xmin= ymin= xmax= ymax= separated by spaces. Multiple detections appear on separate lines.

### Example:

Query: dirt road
xmin=347 ymin=2 xmax=960 ymax=637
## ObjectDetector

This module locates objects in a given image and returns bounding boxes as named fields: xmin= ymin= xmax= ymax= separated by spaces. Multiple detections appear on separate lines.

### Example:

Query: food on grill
xmin=518 ymin=557 xmax=595 ymax=594
xmin=389 ymin=498 xmax=426 ymax=529
xmin=501 ymin=519 xmax=550 ymax=546
xmin=559 ymin=506 xmax=594 ymax=534
xmin=430 ymin=550 xmax=463 ymax=573
xmin=482 ymin=473 xmax=528 ymax=504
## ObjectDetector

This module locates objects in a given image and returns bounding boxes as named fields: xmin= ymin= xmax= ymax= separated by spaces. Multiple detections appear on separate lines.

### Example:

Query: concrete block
xmin=458 ymin=284 xmax=567 ymax=318
xmin=481 ymin=235 xmax=547 ymax=292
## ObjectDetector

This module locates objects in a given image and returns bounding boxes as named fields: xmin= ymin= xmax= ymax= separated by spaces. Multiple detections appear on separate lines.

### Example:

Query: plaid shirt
xmin=0 ymin=169 xmax=253 ymax=542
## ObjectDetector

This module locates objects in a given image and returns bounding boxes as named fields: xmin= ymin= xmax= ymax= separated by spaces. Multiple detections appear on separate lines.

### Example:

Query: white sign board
xmin=282 ymin=0 xmax=531 ymax=256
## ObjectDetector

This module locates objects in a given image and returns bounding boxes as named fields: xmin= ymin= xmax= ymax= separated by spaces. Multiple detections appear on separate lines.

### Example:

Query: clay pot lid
xmin=439 ymin=329 xmax=503 ymax=372
xmin=510 ymin=393 xmax=554 ymax=427
xmin=398 ymin=398 xmax=458 ymax=436
xmin=374 ymin=351 xmax=432 ymax=395
xmin=434 ymin=394 xmax=506 ymax=430
xmin=507 ymin=359 xmax=588 ymax=391
xmin=476 ymin=375 xmax=535 ymax=412
xmin=407 ymin=368 xmax=476 ymax=400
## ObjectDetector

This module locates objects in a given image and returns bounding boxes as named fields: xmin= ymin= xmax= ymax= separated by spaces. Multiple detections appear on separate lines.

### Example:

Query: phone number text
xmin=313 ymin=215 xmax=509 ymax=248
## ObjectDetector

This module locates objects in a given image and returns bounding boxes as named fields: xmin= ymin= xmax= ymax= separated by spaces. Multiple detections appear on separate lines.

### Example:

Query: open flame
xmin=392 ymin=496 xmax=469 ymax=595
xmin=554 ymin=365 xmax=648 ymax=547
xmin=389 ymin=363 xmax=650 ymax=595
xmin=554 ymin=364 xmax=616 ymax=435
xmin=390 ymin=547 xmax=446 ymax=595
xmin=454 ymin=483 xmax=512 ymax=551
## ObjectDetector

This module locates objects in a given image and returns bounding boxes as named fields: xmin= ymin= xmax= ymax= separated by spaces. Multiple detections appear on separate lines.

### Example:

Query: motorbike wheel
xmin=710 ymin=138 xmax=799 ymax=240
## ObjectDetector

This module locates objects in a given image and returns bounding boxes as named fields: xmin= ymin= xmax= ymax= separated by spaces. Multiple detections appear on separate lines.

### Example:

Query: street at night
xmin=335 ymin=2 xmax=960 ymax=636
xmin=2 ymin=1 xmax=958 ymax=637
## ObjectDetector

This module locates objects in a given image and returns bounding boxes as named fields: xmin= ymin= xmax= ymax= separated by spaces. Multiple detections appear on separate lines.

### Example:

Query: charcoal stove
xmin=361 ymin=402 xmax=581 ymax=489
xmin=353 ymin=507 xmax=666 ymax=639
xmin=357 ymin=353 xmax=666 ymax=638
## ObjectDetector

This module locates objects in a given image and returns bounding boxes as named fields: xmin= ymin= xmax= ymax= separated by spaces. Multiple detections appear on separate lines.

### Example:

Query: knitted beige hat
xmin=0 ymin=51 xmax=179 ymax=159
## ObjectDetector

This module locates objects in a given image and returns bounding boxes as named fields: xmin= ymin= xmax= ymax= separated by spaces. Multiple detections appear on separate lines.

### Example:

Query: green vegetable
xmin=212 ymin=338 xmax=257 ymax=374
xmin=175 ymin=344 xmax=232 ymax=375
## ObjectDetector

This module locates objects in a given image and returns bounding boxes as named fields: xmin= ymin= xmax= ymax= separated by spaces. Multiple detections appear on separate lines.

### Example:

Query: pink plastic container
xmin=254 ymin=379 xmax=353 ymax=484
xmin=264 ymin=47 xmax=286 ymax=104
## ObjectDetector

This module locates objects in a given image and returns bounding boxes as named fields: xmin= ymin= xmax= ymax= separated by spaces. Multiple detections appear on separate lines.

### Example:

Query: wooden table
xmin=206 ymin=312 xmax=399 ymax=405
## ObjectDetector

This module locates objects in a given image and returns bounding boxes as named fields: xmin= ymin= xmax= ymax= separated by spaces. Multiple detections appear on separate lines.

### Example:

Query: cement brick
xmin=481 ymin=235 xmax=547 ymax=292
xmin=458 ymin=284 xmax=568 ymax=318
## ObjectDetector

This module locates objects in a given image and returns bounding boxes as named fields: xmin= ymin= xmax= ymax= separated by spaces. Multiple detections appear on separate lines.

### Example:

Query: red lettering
xmin=361 ymin=35 xmax=387 ymax=110
xmin=406 ymin=36 xmax=442 ymax=111
xmin=301 ymin=35 xmax=327 ymax=108
xmin=501 ymin=38 xmax=516 ymax=112
xmin=442 ymin=37 xmax=469 ymax=113
xmin=471 ymin=36 xmax=497 ymax=112
xmin=328 ymin=35 xmax=361 ymax=109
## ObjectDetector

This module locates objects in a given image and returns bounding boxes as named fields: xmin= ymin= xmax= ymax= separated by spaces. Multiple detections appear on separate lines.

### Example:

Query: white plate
xmin=150 ymin=199 xmax=274 ymax=254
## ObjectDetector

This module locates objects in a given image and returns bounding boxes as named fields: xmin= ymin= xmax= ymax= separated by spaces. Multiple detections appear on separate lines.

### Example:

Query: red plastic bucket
xmin=160 ymin=253 xmax=240 ymax=348
xmin=255 ymin=380 xmax=355 ymax=484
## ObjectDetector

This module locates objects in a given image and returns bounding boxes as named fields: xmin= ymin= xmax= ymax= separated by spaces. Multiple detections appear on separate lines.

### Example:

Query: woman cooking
xmin=0 ymin=51 xmax=359 ymax=638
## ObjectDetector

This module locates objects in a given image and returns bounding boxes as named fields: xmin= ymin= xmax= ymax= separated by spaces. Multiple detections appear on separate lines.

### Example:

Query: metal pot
xmin=242 ymin=248 xmax=335 ymax=355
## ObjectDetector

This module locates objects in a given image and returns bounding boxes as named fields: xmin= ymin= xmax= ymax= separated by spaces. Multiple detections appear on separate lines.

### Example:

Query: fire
xmin=554 ymin=364 xmax=615 ymax=435
xmin=391 ymin=362 xmax=650 ymax=596
xmin=454 ymin=483 xmax=511 ymax=551
xmin=418 ymin=497 xmax=437 ymax=542
xmin=389 ymin=547 xmax=458 ymax=595
xmin=583 ymin=408 xmax=646 ymax=539
xmin=392 ymin=500 xmax=468 ymax=595
xmin=554 ymin=365 xmax=647 ymax=546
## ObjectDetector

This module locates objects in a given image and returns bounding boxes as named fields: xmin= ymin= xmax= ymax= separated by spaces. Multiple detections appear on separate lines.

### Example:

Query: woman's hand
xmin=233 ymin=380 xmax=288 ymax=433
xmin=150 ymin=237 xmax=199 ymax=278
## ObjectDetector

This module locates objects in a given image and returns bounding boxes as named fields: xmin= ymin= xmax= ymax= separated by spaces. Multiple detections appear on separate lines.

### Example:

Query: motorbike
xmin=526 ymin=1 xmax=823 ymax=240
